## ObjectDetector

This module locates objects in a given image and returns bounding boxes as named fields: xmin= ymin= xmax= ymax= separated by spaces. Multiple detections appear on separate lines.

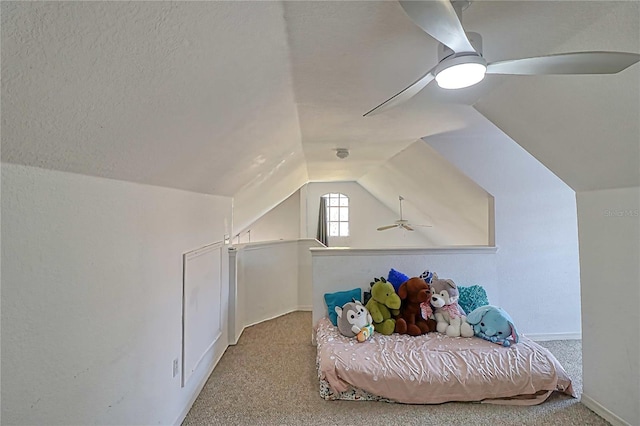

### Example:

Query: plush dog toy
xmin=466 ymin=305 xmax=519 ymax=347
xmin=430 ymin=277 xmax=474 ymax=338
xmin=335 ymin=300 xmax=374 ymax=342
xmin=365 ymin=277 xmax=401 ymax=335
xmin=395 ymin=277 xmax=437 ymax=336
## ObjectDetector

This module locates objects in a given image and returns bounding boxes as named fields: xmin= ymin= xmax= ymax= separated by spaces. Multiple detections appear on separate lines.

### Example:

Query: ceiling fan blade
xmin=401 ymin=224 xmax=414 ymax=231
xmin=399 ymin=0 xmax=475 ymax=54
xmin=411 ymin=224 xmax=433 ymax=228
xmin=364 ymin=67 xmax=436 ymax=116
xmin=377 ymin=224 xmax=399 ymax=231
xmin=486 ymin=51 xmax=640 ymax=75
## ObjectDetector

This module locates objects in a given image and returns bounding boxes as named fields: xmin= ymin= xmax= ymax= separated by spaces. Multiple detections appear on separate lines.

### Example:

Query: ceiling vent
xmin=336 ymin=148 xmax=350 ymax=159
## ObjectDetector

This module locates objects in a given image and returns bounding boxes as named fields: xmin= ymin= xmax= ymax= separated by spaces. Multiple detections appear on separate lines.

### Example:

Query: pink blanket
xmin=316 ymin=317 xmax=575 ymax=405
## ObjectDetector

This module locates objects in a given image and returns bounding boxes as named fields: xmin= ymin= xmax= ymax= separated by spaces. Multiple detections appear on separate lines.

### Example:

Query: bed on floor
xmin=315 ymin=317 xmax=575 ymax=405
xmin=312 ymin=261 xmax=575 ymax=405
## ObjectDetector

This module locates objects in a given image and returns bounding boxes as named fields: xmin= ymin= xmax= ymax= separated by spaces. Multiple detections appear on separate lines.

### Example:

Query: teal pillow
xmin=324 ymin=288 xmax=362 ymax=326
xmin=458 ymin=285 xmax=489 ymax=316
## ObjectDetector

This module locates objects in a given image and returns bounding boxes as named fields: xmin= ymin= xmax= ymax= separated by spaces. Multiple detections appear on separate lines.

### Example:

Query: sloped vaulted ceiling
xmin=470 ymin=1 xmax=640 ymax=191
xmin=2 ymin=1 xmax=639 ymax=231
xmin=1 ymin=1 xmax=307 ymax=202
xmin=282 ymin=0 xmax=488 ymax=182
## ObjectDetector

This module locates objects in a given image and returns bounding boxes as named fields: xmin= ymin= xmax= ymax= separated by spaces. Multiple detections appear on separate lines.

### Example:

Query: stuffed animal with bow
xmin=419 ymin=270 xmax=436 ymax=321
xmin=395 ymin=277 xmax=437 ymax=336
xmin=430 ymin=277 xmax=474 ymax=338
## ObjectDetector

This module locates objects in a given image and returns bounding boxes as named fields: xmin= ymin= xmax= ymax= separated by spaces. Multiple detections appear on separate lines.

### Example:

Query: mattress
xmin=315 ymin=317 xmax=575 ymax=405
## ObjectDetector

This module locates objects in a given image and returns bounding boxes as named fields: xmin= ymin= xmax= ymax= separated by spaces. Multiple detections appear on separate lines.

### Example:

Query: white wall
xmin=297 ymin=239 xmax=320 ymax=310
xmin=302 ymin=182 xmax=434 ymax=248
xmin=232 ymin=157 xmax=308 ymax=234
xmin=236 ymin=189 xmax=301 ymax=243
xmin=427 ymin=132 xmax=581 ymax=337
xmin=577 ymin=187 xmax=639 ymax=426
xmin=358 ymin=141 xmax=493 ymax=246
xmin=311 ymin=247 xmax=498 ymax=327
xmin=1 ymin=163 xmax=232 ymax=426
xmin=232 ymin=239 xmax=323 ymax=339
xmin=235 ymin=241 xmax=299 ymax=328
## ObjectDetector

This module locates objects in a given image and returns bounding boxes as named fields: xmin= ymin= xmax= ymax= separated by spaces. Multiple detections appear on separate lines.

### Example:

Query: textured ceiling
xmin=2 ymin=1 xmax=639 ymax=228
xmin=2 ymin=1 xmax=304 ymax=197
xmin=472 ymin=1 xmax=640 ymax=191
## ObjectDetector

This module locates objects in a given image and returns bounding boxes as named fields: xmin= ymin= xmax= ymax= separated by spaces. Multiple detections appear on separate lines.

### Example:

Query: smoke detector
xmin=336 ymin=148 xmax=349 ymax=159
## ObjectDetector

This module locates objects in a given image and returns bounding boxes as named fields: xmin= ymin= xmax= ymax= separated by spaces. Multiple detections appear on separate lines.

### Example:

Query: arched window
xmin=323 ymin=193 xmax=349 ymax=237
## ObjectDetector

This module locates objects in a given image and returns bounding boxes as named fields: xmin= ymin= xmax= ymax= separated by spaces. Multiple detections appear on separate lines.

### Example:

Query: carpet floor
xmin=183 ymin=311 xmax=608 ymax=426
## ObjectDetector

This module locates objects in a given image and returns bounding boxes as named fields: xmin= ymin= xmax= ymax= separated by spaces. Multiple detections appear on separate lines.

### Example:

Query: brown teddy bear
xmin=394 ymin=277 xmax=438 ymax=336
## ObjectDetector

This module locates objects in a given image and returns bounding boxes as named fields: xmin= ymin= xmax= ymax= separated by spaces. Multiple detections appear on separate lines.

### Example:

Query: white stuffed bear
xmin=430 ymin=278 xmax=474 ymax=338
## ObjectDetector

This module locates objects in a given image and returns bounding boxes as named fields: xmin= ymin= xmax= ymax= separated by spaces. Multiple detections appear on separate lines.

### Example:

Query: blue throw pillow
xmin=324 ymin=288 xmax=362 ymax=326
xmin=387 ymin=268 xmax=409 ymax=292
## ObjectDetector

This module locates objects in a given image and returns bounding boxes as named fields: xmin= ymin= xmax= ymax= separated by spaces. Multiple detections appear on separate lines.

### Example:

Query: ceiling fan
xmin=377 ymin=196 xmax=432 ymax=231
xmin=364 ymin=0 xmax=640 ymax=116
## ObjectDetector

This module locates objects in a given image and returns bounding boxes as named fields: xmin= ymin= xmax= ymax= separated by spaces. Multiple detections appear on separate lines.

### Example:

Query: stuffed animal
xmin=356 ymin=324 xmax=375 ymax=342
xmin=419 ymin=270 xmax=436 ymax=321
xmin=365 ymin=277 xmax=401 ymax=335
xmin=430 ymin=277 xmax=474 ymax=338
xmin=395 ymin=277 xmax=437 ymax=336
xmin=419 ymin=269 xmax=436 ymax=284
xmin=387 ymin=268 xmax=410 ymax=292
xmin=466 ymin=305 xmax=519 ymax=347
xmin=420 ymin=301 xmax=434 ymax=322
xmin=335 ymin=300 xmax=374 ymax=341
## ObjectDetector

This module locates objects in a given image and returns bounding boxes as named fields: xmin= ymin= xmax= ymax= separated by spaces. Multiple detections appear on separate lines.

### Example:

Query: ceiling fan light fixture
xmin=434 ymin=55 xmax=487 ymax=89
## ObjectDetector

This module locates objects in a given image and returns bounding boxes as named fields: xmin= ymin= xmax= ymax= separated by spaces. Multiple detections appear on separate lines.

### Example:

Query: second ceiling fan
xmin=364 ymin=0 xmax=640 ymax=116
xmin=377 ymin=196 xmax=432 ymax=231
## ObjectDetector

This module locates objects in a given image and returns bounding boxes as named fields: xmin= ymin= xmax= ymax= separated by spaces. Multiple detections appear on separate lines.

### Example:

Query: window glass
xmin=323 ymin=193 xmax=350 ymax=237
xmin=329 ymin=222 xmax=339 ymax=236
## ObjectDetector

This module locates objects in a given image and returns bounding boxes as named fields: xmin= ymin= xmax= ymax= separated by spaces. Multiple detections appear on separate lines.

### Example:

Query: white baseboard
xmin=580 ymin=393 xmax=632 ymax=426
xmin=173 ymin=342 xmax=229 ymax=426
xmin=230 ymin=307 xmax=311 ymax=346
xmin=179 ymin=306 xmax=313 ymax=424
xmin=525 ymin=332 xmax=581 ymax=341
xmin=229 ymin=326 xmax=245 ymax=346
xmin=243 ymin=307 xmax=301 ymax=329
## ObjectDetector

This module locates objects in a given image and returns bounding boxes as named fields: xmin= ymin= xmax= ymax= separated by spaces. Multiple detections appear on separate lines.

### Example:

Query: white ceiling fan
xmin=364 ymin=0 xmax=640 ymax=116
xmin=377 ymin=196 xmax=432 ymax=231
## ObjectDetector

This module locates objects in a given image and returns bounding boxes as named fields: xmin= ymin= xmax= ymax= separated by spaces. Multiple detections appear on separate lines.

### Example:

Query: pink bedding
xmin=315 ymin=317 xmax=575 ymax=405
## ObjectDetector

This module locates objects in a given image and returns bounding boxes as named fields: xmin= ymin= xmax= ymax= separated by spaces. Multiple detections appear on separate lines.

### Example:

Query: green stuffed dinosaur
xmin=365 ymin=277 xmax=401 ymax=335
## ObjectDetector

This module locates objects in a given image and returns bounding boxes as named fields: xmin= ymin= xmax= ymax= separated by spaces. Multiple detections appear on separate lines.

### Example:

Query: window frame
xmin=323 ymin=193 xmax=349 ymax=237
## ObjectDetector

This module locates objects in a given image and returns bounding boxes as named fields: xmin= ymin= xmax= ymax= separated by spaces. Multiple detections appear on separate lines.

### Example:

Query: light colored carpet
xmin=183 ymin=311 xmax=608 ymax=426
